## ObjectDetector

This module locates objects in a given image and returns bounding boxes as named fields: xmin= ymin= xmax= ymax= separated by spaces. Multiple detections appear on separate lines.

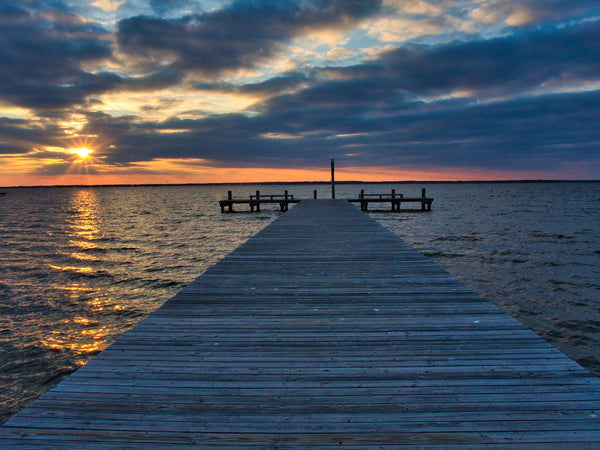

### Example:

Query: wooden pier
xmin=2 ymin=200 xmax=600 ymax=447
xmin=220 ymin=190 xmax=300 ymax=212
xmin=220 ymin=189 xmax=433 ymax=212
xmin=349 ymin=188 xmax=433 ymax=212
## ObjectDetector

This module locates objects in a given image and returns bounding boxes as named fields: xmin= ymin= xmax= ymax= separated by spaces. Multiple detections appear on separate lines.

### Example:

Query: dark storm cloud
xmin=31 ymin=158 xmax=105 ymax=176
xmin=121 ymin=67 xmax=185 ymax=91
xmin=0 ymin=117 xmax=64 ymax=155
xmin=0 ymin=1 xmax=117 ymax=110
xmin=332 ymin=19 xmax=600 ymax=99
xmin=79 ymin=86 xmax=600 ymax=173
xmin=2 ymin=0 xmax=598 ymax=179
xmin=239 ymin=72 xmax=314 ymax=95
xmin=341 ymin=90 xmax=600 ymax=170
xmin=194 ymin=71 xmax=314 ymax=97
xmin=93 ymin=17 xmax=600 ymax=173
xmin=117 ymin=0 xmax=382 ymax=76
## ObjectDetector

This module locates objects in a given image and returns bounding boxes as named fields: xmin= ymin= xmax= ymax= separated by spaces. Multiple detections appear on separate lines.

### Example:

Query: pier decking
xmin=2 ymin=200 xmax=600 ymax=447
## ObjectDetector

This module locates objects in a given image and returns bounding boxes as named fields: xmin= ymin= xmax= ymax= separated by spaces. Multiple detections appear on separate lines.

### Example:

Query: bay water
xmin=1 ymin=182 xmax=599 ymax=423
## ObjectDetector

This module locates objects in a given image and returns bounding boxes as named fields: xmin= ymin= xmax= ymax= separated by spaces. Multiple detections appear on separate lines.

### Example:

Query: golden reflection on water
xmin=49 ymin=264 xmax=94 ymax=274
xmin=51 ymin=283 xmax=94 ymax=294
xmin=49 ymin=190 xmax=102 ymax=276
xmin=41 ymin=189 xmax=123 ymax=359
xmin=40 ymin=321 xmax=111 ymax=357
xmin=40 ymin=323 xmax=111 ymax=366
xmin=68 ymin=252 xmax=100 ymax=262
xmin=88 ymin=296 xmax=124 ymax=312
xmin=68 ymin=189 xmax=102 ymax=248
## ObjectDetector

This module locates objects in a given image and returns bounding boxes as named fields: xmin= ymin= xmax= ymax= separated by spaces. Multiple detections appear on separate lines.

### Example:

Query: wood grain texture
xmin=2 ymin=199 xmax=600 ymax=447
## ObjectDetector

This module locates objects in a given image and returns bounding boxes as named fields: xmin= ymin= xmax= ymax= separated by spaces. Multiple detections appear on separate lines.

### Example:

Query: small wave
xmin=555 ymin=319 xmax=600 ymax=333
xmin=576 ymin=356 xmax=600 ymax=373
xmin=142 ymin=279 xmax=183 ymax=289
xmin=518 ymin=309 xmax=540 ymax=317
xmin=432 ymin=236 xmax=480 ymax=242
xmin=82 ymin=247 xmax=109 ymax=254
xmin=422 ymin=250 xmax=466 ymax=258
xmin=114 ymin=246 xmax=140 ymax=253
xmin=528 ymin=231 xmax=576 ymax=241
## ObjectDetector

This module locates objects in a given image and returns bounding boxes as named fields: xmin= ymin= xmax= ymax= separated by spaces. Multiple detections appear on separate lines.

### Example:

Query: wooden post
xmin=313 ymin=190 xmax=317 ymax=199
xmin=391 ymin=189 xmax=396 ymax=212
xmin=228 ymin=190 xmax=232 ymax=200
xmin=360 ymin=189 xmax=367 ymax=211
xmin=256 ymin=190 xmax=260 ymax=212
xmin=283 ymin=190 xmax=289 ymax=212
xmin=227 ymin=190 xmax=233 ymax=212
xmin=421 ymin=188 xmax=426 ymax=211
xmin=331 ymin=159 xmax=335 ymax=199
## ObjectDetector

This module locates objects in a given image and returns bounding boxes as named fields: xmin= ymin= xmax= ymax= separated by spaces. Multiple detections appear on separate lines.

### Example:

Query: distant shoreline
xmin=1 ymin=179 xmax=599 ymax=189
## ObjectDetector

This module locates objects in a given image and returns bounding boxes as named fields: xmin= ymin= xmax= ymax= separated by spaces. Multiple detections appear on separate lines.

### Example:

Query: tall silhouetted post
xmin=331 ymin=158 xmax=335 ymax=199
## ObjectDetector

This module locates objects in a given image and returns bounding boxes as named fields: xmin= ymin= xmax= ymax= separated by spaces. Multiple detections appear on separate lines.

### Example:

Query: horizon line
xmin=2 ymin=179 xmax=599 ymax=189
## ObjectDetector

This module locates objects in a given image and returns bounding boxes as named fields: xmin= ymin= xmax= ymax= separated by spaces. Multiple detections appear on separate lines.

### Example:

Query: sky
xmin=1 ymin=0 xmax=600 ymax=186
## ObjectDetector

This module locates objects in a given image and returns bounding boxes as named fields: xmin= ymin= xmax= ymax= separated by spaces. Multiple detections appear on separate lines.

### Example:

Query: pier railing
xmin=219 ymin=188 xmax=433 ymax=213
xmin=352 ymin=188 xmax=433 ymax=212
xmin=249 ymin=193 xmax=294 ymax=200
xmin=220 ymin=190 xmax=300 ymax=213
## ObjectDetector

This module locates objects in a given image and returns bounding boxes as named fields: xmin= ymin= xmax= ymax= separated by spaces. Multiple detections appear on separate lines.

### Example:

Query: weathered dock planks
xmin=2 ymin=199 xmax=600 ymax=447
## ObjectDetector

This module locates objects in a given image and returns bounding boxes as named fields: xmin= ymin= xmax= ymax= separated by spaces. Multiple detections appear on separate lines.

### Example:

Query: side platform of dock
xmin=2 ymin=200 xmax=600 ymax=447
xmin=219 ymin=189 xmax=433 ymax=212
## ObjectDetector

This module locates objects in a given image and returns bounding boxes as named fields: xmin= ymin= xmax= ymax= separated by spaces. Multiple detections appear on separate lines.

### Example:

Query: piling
xmin=331 ymin=158 xmax=335 ymax=199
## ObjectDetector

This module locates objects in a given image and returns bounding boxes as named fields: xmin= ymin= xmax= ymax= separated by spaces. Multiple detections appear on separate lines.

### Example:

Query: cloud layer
xmin=1 ymin=0 xmax=599 ymax=183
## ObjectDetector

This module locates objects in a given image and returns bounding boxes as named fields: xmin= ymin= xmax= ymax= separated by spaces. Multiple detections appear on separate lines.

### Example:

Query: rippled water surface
xmin=1 ymin=182 xmax=599 ymax=423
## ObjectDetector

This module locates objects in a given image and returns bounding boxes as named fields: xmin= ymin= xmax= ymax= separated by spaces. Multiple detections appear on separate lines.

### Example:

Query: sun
xmin=69 ymin=147 xmax=94 ymax=159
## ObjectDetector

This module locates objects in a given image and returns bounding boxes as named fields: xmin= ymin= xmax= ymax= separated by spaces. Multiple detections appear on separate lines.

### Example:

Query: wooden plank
xmin=2 ymin=199 xmax=600 ymax=447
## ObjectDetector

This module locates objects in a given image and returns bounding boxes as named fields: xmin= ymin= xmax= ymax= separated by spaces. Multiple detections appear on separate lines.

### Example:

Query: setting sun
xmin=69 ymin=148 xmax=94 ymax=159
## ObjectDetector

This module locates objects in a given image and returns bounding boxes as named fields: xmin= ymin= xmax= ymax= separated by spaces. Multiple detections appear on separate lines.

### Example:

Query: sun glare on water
xmin=70 ymin=148 xmax=94 ymax=159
